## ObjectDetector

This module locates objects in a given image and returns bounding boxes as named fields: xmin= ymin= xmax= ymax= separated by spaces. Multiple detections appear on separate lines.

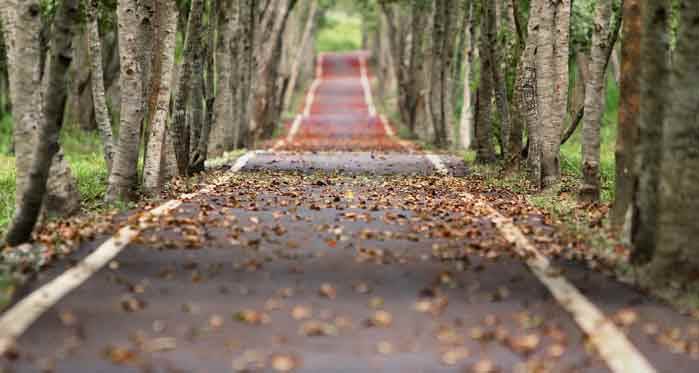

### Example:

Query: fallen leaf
xmin=270 ymin=354 xmax=301 ymax=372
xmin=292 ymin=305 xmax=312 ymax=320
xmin=441 ymin=347 xmax=470 ymax=366
xmin=319 ymin=283 xmax=337 ymax=299
xmin=377 ymin=341 xmax=394 ymax=355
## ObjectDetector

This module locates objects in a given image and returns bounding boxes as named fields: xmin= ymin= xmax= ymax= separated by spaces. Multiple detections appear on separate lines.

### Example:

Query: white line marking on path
xmin=272 ymin=53 xmax=325 ymax=151
xmin=0 ymin=151 xmax=258 ymax=355
xmin=421 ymin=154 xmax=656 ymax=373
xmin=359 ymin=54 xmax=377 ymax=117
xmin=303 ymin=53 xmax=324 ymax=118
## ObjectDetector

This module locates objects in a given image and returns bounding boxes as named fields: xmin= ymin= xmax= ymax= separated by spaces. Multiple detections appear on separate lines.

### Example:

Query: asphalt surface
xmin=2 ymin=52 xmax=698 ymax=373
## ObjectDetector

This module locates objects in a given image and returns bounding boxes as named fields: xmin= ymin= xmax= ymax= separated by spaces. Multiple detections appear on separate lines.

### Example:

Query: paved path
xmin=2 ymin=52 xmax=698 ymax=373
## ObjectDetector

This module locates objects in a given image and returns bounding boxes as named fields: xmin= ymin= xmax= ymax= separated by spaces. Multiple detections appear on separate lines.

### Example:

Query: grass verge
xmin=464 ymin=153 xmax=699 ymax=312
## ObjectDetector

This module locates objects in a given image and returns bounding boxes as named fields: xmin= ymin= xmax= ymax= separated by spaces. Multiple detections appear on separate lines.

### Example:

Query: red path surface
xmin=278 ymin=52 xmax=407 ymax=152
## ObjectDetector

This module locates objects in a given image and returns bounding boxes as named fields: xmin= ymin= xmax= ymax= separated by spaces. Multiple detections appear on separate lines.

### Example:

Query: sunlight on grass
xmin=560 ymin=75 xmax=619 ymax=202
xmin=0 ymin=155 xmax=15 ymax=233
xmin=0 ymin=118 xmax=109 ymax=234
xmin=316 ymin=11 xmax=362 ymax=52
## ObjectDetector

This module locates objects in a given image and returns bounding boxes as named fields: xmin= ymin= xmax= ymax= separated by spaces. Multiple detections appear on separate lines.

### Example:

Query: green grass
xmin=0 ymin=118 xmax=109 ymax=309
xmin=0 ymin=116 xmax=109 ymax=234
xmin=560 ymin=74 xmax=620 ymax=202
xmin=0 ymin=155 xmax=14 ymax=233
xmin=316 ymin=11 xmax=362 ymax=52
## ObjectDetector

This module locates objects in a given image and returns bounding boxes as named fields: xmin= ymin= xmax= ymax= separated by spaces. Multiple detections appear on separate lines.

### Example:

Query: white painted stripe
xmin=273 ymin=54 xmax=325 ymax=151
xmin=419 ymin=153 xmax=656 ymax=373
xmin=0 ymin=151 xmax=258 ymax=355
xmin=479 ymin=199 xmax=657 ymax=373
xmin=379 ymin=115 xmax=413 ymax=150
xmin=303 ymin=53 xmax=324 ymax=117
xmin=379 ymin=114 xmax=395 ymax=137
xmin=358 ymin=54 xmax=377 ymax=116
xmin=286 ymin=115 xmax=303 ymax=143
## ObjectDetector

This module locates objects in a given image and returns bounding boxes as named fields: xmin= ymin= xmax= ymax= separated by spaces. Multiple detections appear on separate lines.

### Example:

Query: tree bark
xmin=533 ymin=0 xmax=570 ymax=189
xmin=475 ymin=0 xmax=495 ymax=163
xmin=429 ymin=0 xmax=455 ymax=148
xmin=106 ymin=0 xmax=145 ymax=202
xmin=648 ymin=0 xmax=699 ymax=285
xmin=170 ymin=0 xmax=205 ymax=176
xmin=85 ymin=0 xmax=116 ymax=172
xmin=251 ymin=0 xmax=298 ymax=141
xmin=510 ymin=0 xmax=542 ymax=169
xmin=209 ymin=0 xmax=237 ymax=157
xmin=236 ymin=0 xmax=255 ymax=149
xmin=579 ymin=0 xmax=611 ymax=202
xmin=142 ymin=0 xmax=177 ymax=194
xmin=458 ymin=1 xmax=475 ymax=149
xmin=489 ymin=0 xmax=511 ymax=157
xmin=613 ymin=0 xmax=641 ymax=229
xmin=3 ymin=0 xmax=79 ymax=245
xmin=631 ymin=0 xmax=670 ymax=264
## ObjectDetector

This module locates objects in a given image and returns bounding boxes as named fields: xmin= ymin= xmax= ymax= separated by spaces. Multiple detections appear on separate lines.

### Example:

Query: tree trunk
xmin=510 ymin=0 xmax=542 ymax=169
xmin=443 ymin=0 xmax=459 ymax=148
xmin=106 ymin=0 xmax=145 ymax=202
xmin=475 ymin=0 xmax=495 ymax=163
xmin=209 ymin=0 xmax=237 ymax=157
xmin=458 ymin=1 xmax=474 ymax=150
xmin=252 ymin=0 xmax=299 ymax=141
xmin=3 ymin=0 xmax=79 ymax=245
xmin=406 ymin=0 xmax=428 ymax=137
xmin=170 ymin=0 xmax=205 ymax=176
xmin=236 ymin=0 xmax=255 ymax=149
xmin=489 ymin=0 xmax=511 ymax=157
xmin=613 ymin=0 xmax=641 ymax=229
xmin=579 ymin=0 xmax=611 ymax=202
xmin=429 ymin=0 xmax=453 ymax=148
xmin=648 ymin=1 xmax=699 ymax=285
xmin=283 ymin=0 xmax=317 ymax=111
xmin=66 ymin=32 xmax=96 ymax=132
xmin=191 ymin=22 xmax=216 ymax=172
xmin=631 ymin=0 xmax=670 ymax=264
xmin=142 ymin=0 xmax=177 ymax=194
xmin=188 ymin=35 xmax=206 ymax=159
xmin=138 ymin=0 xmax=155 ymax=132
xmin=85 ymin=0 xmax=116 ymax=172
xmin=533 ymin=0 xmax=570 ymax=189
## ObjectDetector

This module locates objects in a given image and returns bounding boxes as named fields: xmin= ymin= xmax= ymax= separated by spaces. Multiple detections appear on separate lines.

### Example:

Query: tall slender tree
xmin=85 ymin=0 xmax=116 ymax=172
xmin=142 ymin=0 xmax=178 ymax=193
xmin=580 ymin=0 xmax=612 ymax=202
xmin=2 ymin=0 xmax=81 ymax=245
xmin=209 ymin=0 xmax=237 ymax=157
xmin=534 ymin=0 xmax=571 ymax=189
xmin=458 ymin=0 xmax=475 ymax=149
xmin=107 ymin=0 xmax=145 ymax=202
xmin=475 ymin=0 xmax=496 ymax=163
xmin=171 ymin=0 xmax=205 ymax=176
xmin=631 ymin=0 xmax=669 ymax=264
xmin=648 ymin=0 xmax=699 ymax=286
xmin=613 ymin=0 xmax=641 ymax=228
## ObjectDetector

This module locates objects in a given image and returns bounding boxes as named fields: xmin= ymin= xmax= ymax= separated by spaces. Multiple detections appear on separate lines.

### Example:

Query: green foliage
xmin=571 ymin=0 xmax=595 ymax=52
xmin=316 ymin=10 xmax=362 ymax=52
